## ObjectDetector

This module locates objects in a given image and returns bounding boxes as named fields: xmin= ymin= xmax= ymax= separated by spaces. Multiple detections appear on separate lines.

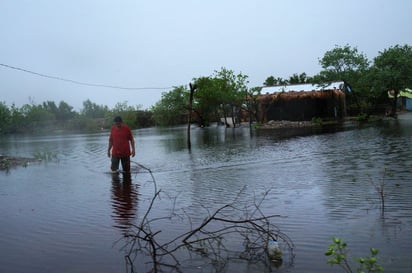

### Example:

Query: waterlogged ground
xmin=0 ymin=155 xmax=40 ymax=170
xmin=1 ymin=114 xmax=412 ymax=273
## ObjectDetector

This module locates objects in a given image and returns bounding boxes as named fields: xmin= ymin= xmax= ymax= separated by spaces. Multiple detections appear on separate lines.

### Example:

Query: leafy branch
xmin=325 ymin=237 xmax=384 ymax=273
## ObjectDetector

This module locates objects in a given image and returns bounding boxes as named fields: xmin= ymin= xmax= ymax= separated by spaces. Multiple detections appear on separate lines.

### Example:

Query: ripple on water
xmin=1 ymin=121 xmax=412 ymax=273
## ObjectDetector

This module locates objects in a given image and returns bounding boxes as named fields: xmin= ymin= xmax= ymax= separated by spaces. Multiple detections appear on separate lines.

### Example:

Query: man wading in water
xmin=107 ymin=116 xmax=135 ymax=174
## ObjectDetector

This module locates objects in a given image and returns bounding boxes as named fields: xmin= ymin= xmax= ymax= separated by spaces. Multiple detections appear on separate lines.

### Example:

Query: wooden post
xmin=391 ymin=90 xmax=399 ymax=118
xmin=187 ymin=83 xmax=196 ymax=150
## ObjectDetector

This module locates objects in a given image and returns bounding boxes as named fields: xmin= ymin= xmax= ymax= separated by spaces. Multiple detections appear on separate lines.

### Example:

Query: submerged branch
xmin=122 ymin=163 xmax=295 ymax=272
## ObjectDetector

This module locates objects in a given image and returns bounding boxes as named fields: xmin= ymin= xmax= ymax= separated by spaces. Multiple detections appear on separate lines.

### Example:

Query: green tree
xmin=263 ymin=76 xmax=276 ymax=86
xmin=109 ymin=101 xmax=140 ymax=129
xmin=112 ymin=101 xmax=138 ymax=113
xmin=135 ymin=109 xmax=154 ymax=128
xmin=370 ymin=44 xmax=412 ymax=117
xmin=151 ymin=86 xmax=188 ymax=126
xmin=19 ymin=103 xmax=55 ymax=133
xmin=214 ymin=67 xmax=249 ymax=127
xmin=81 ymin=99 xmax=109 ymax=118
xmin=0 ymin=102 xmax=11 ymax=133
xmin=41 ymin=101 xmax=58 ymax=119
xmin=77 ymin=99 xmax=109 ymax=131
xmin=193 ymin=68 xmax=249 ymax=127
xmin=192 ymin=76 xmax=223 ymax=126
xmin=316 ymin=44 xmax=370 ymax=81
xmin=243 ymin=86 xmax=262 ymax=126
xmin=57 ymin=101 xmax=76 ymax=121
xmin=263 ymin=76 xmax=287 ymax=86
xmin=9 ymin=104 xmax=25 ymax=133
xmin=288 ymin=72 xmax=311 ymax=84
xmin=315 ymin=44 xmax=370 ymax=114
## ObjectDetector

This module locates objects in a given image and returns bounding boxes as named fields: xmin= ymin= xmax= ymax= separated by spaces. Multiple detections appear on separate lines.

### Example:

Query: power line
xmin=0 ymin=63 xmax=173 ymax=90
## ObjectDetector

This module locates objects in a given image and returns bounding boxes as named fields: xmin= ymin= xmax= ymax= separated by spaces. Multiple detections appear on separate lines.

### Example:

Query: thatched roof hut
xmin=257 ymin=81 xmax=346 ymax=122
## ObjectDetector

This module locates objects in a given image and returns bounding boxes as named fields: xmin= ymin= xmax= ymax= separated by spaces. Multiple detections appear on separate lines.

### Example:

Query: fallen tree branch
xmin=122 ymin=164 xmax=295 ymax=273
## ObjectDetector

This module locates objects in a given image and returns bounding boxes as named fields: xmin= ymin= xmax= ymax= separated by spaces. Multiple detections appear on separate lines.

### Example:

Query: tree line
xmin=152 ymin=44 xmax=412 ymax=126
xmin=1 ymin=43 xmax=412 ymax=134
xmin=0 ymin=99 xmax=154 ymax=134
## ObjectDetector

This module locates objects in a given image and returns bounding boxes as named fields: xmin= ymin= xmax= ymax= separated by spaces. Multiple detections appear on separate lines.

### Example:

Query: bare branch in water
xmin=122 ymin=163 xmax=295 ymax=272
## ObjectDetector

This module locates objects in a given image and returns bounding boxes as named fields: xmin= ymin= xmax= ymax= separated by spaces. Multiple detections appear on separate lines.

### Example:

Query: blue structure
xmin=406 ymin=98 xmax=412 ymax=111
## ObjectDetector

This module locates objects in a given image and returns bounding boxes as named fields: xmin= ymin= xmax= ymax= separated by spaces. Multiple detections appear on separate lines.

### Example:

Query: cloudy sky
xmin=1 ymin=0 xmax=411 ymax=111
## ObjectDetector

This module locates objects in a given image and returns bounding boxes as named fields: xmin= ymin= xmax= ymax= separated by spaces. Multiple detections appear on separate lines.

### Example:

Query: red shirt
xmin=109 ymin=124 xmax=134 ymax=157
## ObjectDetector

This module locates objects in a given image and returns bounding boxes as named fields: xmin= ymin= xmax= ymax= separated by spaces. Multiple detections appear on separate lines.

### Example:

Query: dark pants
xmin=111 ymin=156 xmax=131 ymax=173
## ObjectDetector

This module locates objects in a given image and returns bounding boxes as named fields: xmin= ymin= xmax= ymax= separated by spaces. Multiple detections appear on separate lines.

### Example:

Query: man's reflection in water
xmin=111 ymin=173 xmax=139 ymax=234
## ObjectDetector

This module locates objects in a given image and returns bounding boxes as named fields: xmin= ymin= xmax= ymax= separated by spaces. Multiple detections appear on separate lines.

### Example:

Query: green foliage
xmin=357 ymin=248 xmax=384 ymax=273
xmin=313 ymin=43 xmax=412 ymax=116
xmin=33 ymin=148 xmax=58 ymax=162
xmin=0 ymin=101 xmax=12 ymax=134
xmin=192 ymin=67 xmax=250 ymax=127
xmin=108 ymin=101 xmax=141 ymax=129
xmin=1 ymin=44 xmax=411 ymax=134
xmin=193 ymin=76 xmax=223 ymax=126
xmin=70 ymin=115 xmax=103 ymax=132
xmin=0 ymin=155 xmax=34 ymax=170
xmin=356 ymin=113 xmax=369 ymax=122
xmin=151 ymin=86 xmax=188 ymax=126
xmin=317 ymin=44 xmax=370 ymax=82
xmin=252 ymin=122 xmax=262 ymax=129
xmin=313 ymin=45 xmax=371 ymax=115
xmin=325 ymin=237 xmax=384 ymax=273
xmin=81 ymin=99 xmax=109 ymax=118
xmin=288 ymin=72 xmax=312 ymax=84
xmin=360 ymin=44 xmax=412 ymax=116
xmin=263 ymin=76 xmax=288 ymax=86
xmin=372 ymin=44 xmax=412 ymax=92
xmin=135 ymin=110 xmax=154 ymax=128
xmin=263 ymin=76 xmax=277 ymax=86
xmin=56 ymin=101 xmax=76 ymax=121
xmin=311 ymin=117 xmax=323 ymax=125
xmin=243 ymin=86 xmax=262 ymax=124
xmin=6 ymin=104 xmax=23 ymax=133
xmin=0 ymin=156 xmax=11 ymax=169
xmin=0 ymin=99 xmax=147 ymax=134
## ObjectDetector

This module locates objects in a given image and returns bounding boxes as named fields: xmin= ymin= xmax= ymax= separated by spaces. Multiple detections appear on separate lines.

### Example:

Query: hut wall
xmin=258 ymin=90 xmax=345 ymax=122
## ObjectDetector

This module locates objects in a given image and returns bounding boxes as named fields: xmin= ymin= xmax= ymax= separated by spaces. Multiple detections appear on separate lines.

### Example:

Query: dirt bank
xmin=259 ymin=120 xmax=316 ymax=129
xmin=0 ymin=155 xmax=41 ymax=170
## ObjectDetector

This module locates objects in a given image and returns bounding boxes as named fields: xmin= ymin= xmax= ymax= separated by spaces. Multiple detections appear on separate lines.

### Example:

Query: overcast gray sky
xmin=1 ymin=0 xmax=411 ymax=111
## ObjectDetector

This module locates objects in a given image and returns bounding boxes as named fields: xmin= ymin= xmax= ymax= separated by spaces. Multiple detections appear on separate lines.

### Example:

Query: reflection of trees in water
xmin=111 ymin=173 xmax=139 ymax=233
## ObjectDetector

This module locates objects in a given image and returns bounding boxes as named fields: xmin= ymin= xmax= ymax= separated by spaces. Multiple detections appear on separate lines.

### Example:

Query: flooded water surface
xmin=1 ymin=115 xmax=412 ymax=273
